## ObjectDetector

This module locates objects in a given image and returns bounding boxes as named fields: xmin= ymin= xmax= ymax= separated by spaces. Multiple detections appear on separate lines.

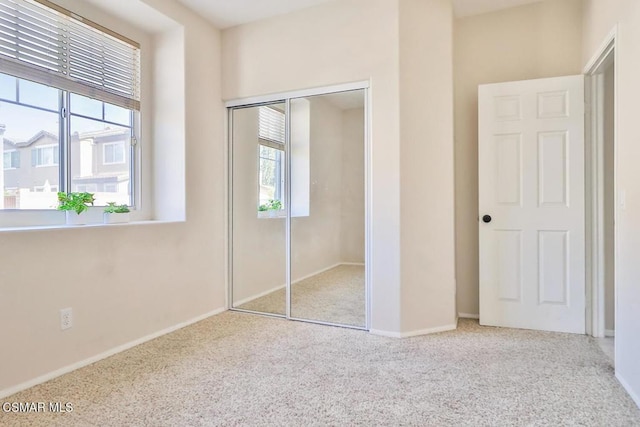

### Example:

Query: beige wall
xmin=453 ymin=0 xmax=584 ymax=316
xmin=0 ymin=0 xmax=226 ymax=394
xmin=583 ymin=0 xmax=640 ymax=405
xmin=399 ymin=0 xmax=457 ymax=332
xmin=223 ymin=0 xmax=404 ymax=333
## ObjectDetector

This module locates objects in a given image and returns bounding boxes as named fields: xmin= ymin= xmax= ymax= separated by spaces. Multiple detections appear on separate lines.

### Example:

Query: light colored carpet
xmin=237 ymin=264 xmax=366 ymax=327
xmin=2 ymin=314 xmax=639 ymax=427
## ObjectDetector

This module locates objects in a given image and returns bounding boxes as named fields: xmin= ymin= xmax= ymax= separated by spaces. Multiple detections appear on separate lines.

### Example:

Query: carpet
xmin=2 ymin=314 xmax=639 ymax=426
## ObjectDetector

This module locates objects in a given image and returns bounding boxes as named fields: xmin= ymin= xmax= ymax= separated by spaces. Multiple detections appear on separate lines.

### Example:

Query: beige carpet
xmin=2 ymin=314 xmax=639 ymax=427
xmin=237 ymin=264 xmax=366 ymax=327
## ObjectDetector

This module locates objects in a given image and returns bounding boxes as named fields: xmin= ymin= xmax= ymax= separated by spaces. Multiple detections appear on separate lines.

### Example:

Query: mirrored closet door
xmin=230 ymin=102 xmax=287 ymax=316
xmin=229 ymin=87 xmax=367 ymax=329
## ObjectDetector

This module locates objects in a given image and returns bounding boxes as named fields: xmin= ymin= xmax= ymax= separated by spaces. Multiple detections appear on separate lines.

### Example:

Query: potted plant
xmin=57 ymin=192 xmax=95 ymax=225
xmin=103 ymin=202 xmax=130 ymax=224
xmin=258 ymin=199 xmax=282 ymax=217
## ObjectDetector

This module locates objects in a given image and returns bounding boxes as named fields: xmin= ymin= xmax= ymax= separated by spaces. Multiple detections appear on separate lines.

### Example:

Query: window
xmin=258 ymin=106 xmax=285 ymax=213
xmin=104 ymin=183 xmax=118 ymax=193
xmin=0 ymin=0 xmax=140 ymax=211
xmin=3 ymin=150 xmax=19 ymax=169
xmin=103 ymin=141 xmax=126 ymax=165
xmin=32 ymin=145 xmax=59 ymax=167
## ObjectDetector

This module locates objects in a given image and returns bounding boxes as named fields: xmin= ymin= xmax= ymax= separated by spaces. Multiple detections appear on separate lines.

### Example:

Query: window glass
xmin=70 ymin=93 xmax=102 ymax=120
xmin=70 ymin=115 xmax=131 ymax=207
xmin=0 ymin=73 xmax=16 ymax=101
xmin=105 ymin=103 xmax=131 ymax=126
xmin=258 ymin=145 xmax=284 ymax=209
xmin=1 ymin=98 xmax=59 ymax=210
xmin=19 ymin=79 xmax=59 ymax=110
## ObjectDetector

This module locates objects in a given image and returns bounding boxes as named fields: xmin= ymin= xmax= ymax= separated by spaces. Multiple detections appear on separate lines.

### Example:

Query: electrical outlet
xmin=60 ymin=308 xmax=73 ymax=330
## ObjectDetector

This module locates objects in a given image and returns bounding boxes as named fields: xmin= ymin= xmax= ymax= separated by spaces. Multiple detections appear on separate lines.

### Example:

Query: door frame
xmin=225 ymin=81 xmax=372 ymax=331
xmin=583 ymin=26 xmax=618 ymax=338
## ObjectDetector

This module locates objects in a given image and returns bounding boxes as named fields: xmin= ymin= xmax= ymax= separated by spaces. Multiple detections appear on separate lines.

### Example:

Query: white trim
xmin=583 ymin=26 xmax=617 ymax=74
xmin=584 ymin=26 xmax=618 ymax=339
xmin=605 ymin=329 xmax=615 ymax=338
xmin=225 ymin=80 xmax=370 ymax=108
xmin=616 ymin=373 xmax=640 ymax=409
xmin=370 ymin=323 xmax=457 ymax=338
xmin=0 ymin=307 xmax=226 ymax=399
xmin=458 ymin=313 xmax=480 ymax=320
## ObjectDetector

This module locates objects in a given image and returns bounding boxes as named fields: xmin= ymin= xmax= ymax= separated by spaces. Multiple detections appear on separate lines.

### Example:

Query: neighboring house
xmin=2 ymin=124 xmax=129 ymax=209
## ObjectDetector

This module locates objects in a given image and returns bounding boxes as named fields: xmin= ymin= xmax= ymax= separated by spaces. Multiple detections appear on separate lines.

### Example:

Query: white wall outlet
xmin=60 ymin=308 xmax=73 ymax=330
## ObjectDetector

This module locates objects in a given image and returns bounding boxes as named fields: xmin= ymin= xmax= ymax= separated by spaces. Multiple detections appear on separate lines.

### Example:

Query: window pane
xmin=0 ymin=73 xmax=16 ymax=101
xmin=1 ymin=101 xmax=59 ymax=210
xmin=70 ymin=93 xmax=103 ymax=120
xmin=258 ymin=146 xmax=283 ymax=208
xmin=105 ymin=103 xmax=131 ymax=126
xmin=70 ymin=115 xmax=131 ymax=207
xmin=19 ymin=79 xmax=59 ymax=110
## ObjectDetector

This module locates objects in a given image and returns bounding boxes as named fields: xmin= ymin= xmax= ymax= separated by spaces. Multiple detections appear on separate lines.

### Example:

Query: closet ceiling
xmin=175 ymin=0 xmax=545 ymax=29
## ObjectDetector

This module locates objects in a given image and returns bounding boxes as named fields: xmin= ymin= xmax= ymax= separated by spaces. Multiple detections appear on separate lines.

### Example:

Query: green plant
xmin=57 ymin=192 xmax=95 ymax=215
xmin=104 ymin=202 xmax=130 ymax=214
xmin=258 ymin=199 xmax=282 ymax=211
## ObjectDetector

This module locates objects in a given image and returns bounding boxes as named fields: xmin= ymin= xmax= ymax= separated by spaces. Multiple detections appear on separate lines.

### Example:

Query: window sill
xmin=0 ymin=218 xmax=183 ymax=233
xmin=0 ymin=208 xmax=182 ymax=232
xmin=257 ymin=210 xmax=286 ymax=219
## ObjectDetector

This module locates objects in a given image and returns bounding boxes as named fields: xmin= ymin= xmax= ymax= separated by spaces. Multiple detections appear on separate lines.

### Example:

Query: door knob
xmin=482 ymin=215 xmax=492 ymax=223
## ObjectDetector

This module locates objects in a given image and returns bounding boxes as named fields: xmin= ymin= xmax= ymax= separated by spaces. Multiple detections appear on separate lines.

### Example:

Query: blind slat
xmin=0 ymin=0 xmax=140 ymax=110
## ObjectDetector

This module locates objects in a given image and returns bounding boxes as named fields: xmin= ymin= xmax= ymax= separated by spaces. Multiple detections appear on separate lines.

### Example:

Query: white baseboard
xmin=616 ymin=372 xmax=640 ymax=409
xmin=605 ymin=329 xmax=615 ymax=337
xmin=0 ymin=307 xmax=227 ymax=400
xmin=370 ymin=323 xmax=457 ymax=338
xmin=458 ymin=313 xmax=480 ymax=320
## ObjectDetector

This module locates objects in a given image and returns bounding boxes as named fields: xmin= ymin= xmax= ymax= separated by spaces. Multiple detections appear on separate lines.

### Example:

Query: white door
xmin=479 ymin=75 xmax=585 ymax=334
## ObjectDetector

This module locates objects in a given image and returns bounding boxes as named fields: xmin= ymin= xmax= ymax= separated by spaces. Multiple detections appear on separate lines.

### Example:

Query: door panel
xmin=479 ymin=75 xmax=585 ymax=334
xmin=231 ymin=103 xmax=287 ymax=316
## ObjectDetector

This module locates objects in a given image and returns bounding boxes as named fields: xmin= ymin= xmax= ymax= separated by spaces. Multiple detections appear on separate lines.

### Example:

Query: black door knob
xmin=482 ymin=215 xmax=492 ymax=223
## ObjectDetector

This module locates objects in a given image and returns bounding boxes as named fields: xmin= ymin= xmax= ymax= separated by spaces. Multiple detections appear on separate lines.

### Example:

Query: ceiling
xmin=174 ymin=0 xmax=545 ymax=29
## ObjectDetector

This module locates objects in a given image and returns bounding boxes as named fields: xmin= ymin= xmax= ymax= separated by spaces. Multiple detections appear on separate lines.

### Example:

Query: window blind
xmin=0 ymin=0 xmax=140 ymax=110
xmin=258 ymin=106 xmax=285 ymax=147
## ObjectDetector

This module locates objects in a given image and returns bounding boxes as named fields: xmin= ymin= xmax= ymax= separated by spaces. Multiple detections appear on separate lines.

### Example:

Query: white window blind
xmin=258 ymin=106 xmax=285 ymax=146
xmin=0 ymin=0 xmax=140 ymax=110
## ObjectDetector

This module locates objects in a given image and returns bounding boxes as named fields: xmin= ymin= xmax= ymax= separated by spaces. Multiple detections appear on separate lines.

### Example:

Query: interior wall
xmin=222 ymin=0 xmax=404 ymax=333
xmin=0 ymin=0 xmax=226 ymax=395
xmin=583 ymin=0 xmax=640 ymax=406
xmin=341 ymin=107 xmax=365 ymax=264
xmin=398 ymin=0 xmax=456 ymax=332
xmin=604 ymin=63 xmax=615 ymax=333
xmin=453 ymin=0 xmax=584 ymax=316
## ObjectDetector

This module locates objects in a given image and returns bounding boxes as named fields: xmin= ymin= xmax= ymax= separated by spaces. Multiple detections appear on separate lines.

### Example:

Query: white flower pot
xmin=65 ymin=210 xmax=87 ymax=225
xmin=103 ymin=212 xmax=130 ymax=224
